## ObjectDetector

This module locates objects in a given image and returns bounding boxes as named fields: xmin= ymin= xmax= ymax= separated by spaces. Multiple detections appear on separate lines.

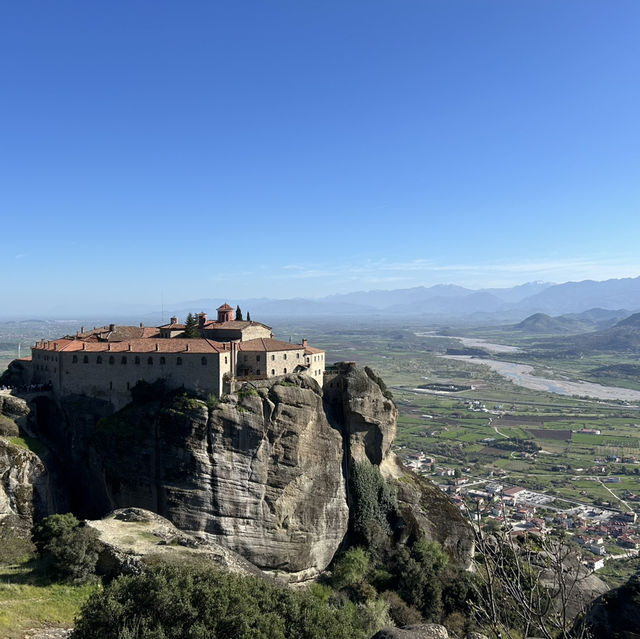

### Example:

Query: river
xmin=430 ymin=335 xmax=640 ymax=403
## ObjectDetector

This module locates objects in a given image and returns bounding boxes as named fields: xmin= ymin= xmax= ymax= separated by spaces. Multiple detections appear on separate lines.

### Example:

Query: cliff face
xmin=0 ymin=395 xmax=57 ymax=539
xmin=23 ymin=366 xmax=473 ymax=579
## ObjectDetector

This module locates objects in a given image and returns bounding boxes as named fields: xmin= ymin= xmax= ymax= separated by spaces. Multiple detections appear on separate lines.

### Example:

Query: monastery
xmin=29 ymin=303 xmax=325 ymax=409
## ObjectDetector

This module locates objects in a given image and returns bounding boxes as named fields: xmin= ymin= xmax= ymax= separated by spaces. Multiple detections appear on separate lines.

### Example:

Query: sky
xmin=2 ymin=1 xmax=640 ymax=315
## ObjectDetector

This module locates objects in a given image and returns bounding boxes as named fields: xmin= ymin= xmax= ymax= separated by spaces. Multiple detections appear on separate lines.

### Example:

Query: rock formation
xmin=4 ymin=364 xmax=474 ymax=580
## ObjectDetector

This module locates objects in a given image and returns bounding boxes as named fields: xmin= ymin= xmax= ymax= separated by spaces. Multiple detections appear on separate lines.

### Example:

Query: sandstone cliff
xmin=0 ymin=395 xmax=57 ymax=540
xmin=18 ymin=365 xmax=472 ymax=580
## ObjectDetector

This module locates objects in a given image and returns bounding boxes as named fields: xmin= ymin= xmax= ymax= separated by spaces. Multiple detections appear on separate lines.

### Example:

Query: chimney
xmin=155 ymin=343 xmax=159 ymax=351
xmin=54 ymin=343 xmax=58 ymax=351
xmin=108 ymin=344 xmax=112 ymax=351
xmin=128 ymin=343 xmax=132 ymax=351
xmin=198 ymin=313 xmax=207 ymax=329
xmin=109 ymin=324 xmax=115 ymax=332
xmin=140 ymin=322 xmax=144 ymax=328
xmin=171 ymin=316 xmax=178 ymax=325
xmin=82 ymin=343 xmax=86 ymax=350
xmin=186 ymin=343 xmax=190 ymax=352
xmin=81 ymin=326 xmax=85 ymax=333
xmin=302 ymin=338 xmax=308 ymax=348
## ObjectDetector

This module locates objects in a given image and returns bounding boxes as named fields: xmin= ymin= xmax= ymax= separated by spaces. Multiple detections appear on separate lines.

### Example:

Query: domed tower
xmin=217 ymin=303 xmax=234 ymax=323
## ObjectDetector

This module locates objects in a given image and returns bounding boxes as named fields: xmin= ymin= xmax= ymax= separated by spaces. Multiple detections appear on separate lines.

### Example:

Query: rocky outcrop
xmin=85 ymin=507 xmax=263 ymax=579
xmin=371 ymin=624 xmax=449 ymax=639
xmin=583 ymin=572 xmax=640 ymax=639
xmin=0 ymin=395 xmax=56 ymax=539
xmin=20 ymin=365 xmax=473 ymax=580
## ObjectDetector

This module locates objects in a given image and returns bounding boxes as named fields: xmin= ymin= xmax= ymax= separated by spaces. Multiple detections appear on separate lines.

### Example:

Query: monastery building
xmin=29 ymin=304 xmax=325 ymax=409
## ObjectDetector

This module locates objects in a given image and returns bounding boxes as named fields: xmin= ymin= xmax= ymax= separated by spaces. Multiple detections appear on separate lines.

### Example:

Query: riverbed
xmin=442 ymin=355 xmax=640 ymax=403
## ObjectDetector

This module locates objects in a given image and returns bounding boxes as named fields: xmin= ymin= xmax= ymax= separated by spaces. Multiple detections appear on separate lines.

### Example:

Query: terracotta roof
xmin=34 ymin=338 xmax=230 ymax=354
xmin=159 ymin=323 xmax=186 ymax=329
xmin=75 ymin=326 xmax=161 ymax=341
xmin=217 ymin=303 xmax=234 ymax=311
xmin=304 ymin=346 xmax=324 ymax=355
xmin=238 ymin=338 xmax=305 ymax=352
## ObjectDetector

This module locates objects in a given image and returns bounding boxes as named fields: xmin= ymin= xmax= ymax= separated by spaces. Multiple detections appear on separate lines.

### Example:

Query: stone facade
xmin=28 ymin=306 xmax=325 ymax=409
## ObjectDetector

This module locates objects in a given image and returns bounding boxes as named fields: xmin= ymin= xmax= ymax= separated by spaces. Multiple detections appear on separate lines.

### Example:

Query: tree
xmin=469 ymin=502 xmax=592 ymax=639
xmin=236 ymin=305 xmax=243 ymax=321
xmin=32 ymin=513 xmax=100 ymax=583
xmin=247 ymin=311 xmax=251 ymax=322
xmin=183 ymin=312 xmax=199 ymax=338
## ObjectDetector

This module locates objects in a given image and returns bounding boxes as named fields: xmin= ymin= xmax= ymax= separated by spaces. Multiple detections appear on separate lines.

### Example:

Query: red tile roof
xmin=34 ymin=338 xmax=230 ymax=354
xmin=203 ymin=320 xmax=272 ymax=331
xmin=217 ymin=303 xmax=234 ymax=311
xmin=304 ymin=346 xmax=324 ymax=355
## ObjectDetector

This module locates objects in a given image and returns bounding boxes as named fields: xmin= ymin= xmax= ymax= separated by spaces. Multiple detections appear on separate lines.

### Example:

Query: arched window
xmin=72 ymin=355 xmax=78 ymax=363
xmin=177 ymin=357 xmax=182 ymax=366
xmin=283 ymin=368 xmax=287 ymax=374
xmin=83 ymin=355 xmax=89 ymax=364
xmin=109 ymin=356 xmax=115 ymax=365
xmin=147 ymin=357 xmax=153 ymax=365
xmin=121 ymin=356 xmax=127 ymax=364
xmin=271 ymin=354 xmax=275 ymax=361
xmin=160 ymin=356 xmax=166 ymax=365
xmin=271 ymin=369 xmax=275 ymax=376
xmin=201 ymin=357 xmax=207 ymax=365
xmin=97 ymin=356 xmax=103 ymax=364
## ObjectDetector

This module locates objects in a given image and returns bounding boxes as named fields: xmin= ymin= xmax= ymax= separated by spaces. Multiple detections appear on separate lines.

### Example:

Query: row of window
xmin=70 ymin=354 xmax=210 ymax=366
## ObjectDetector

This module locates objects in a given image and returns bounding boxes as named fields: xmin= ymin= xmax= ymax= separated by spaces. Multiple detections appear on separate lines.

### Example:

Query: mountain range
xmin=168 ymin=276 xmax=640 ymax=323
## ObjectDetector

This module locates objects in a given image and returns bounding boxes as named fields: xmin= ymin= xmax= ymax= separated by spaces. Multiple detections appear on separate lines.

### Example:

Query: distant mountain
xmin=514 ymin=313 xmax=580 ymax=334
xmin=164 ymin=276 xmax=640 ymax=323
xmin=513 ymin=308 xmax=630 ymax=335
xmin=518 ymin=276 xmax=640 ymax=315
xmin=615 ymin=312 xmax=640 ymax=328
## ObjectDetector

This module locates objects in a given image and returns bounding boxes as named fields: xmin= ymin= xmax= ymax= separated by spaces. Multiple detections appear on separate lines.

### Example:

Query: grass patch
xmin=6 ymin=436 xmax=48 ymax=457
xmin=0 ymin=559 xmax=97 ymax=639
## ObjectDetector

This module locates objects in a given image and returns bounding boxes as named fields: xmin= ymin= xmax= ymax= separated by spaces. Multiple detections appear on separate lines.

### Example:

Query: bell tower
xmin=216 ymin=303 xmax=234 ymax=323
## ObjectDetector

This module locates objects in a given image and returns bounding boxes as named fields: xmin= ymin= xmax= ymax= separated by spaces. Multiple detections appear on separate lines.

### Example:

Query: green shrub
xmin=349 ymin=460 xmax=397 ymax=549
xmin=32 ymin=514 xmax=99 ymax=583
xmin=331 ymin=547 xmax=370 ymax=591
xmin=71 ymin=564 xmax=370 ymax=639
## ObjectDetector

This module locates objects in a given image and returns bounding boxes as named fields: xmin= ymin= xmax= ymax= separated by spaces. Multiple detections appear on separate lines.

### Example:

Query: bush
xmin=71 ymin=564 xmax=370 ymax=639
xmin=349 ymin=460 xmax=397 ymax=549
xmin=32 ymin=514 xmax=100 ymax=583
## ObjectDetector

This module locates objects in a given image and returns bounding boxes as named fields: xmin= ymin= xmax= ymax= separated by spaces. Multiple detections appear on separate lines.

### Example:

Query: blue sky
xmin=2 ymin=1 xmax=639 ymax=314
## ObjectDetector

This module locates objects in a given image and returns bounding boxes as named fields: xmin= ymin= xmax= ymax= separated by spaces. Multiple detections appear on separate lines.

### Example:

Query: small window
xmin=121 ymin=356 xmax=127 ymax=364
xmin=97 ymin=356 xmax=103 ymax=364
xmin=83 ymin=355 xmax=89 ymax=364
xmin=201 ymin=357 xmax=207 ymax=365
xmin=177 ymin=357 xmax=182 ymax=365
xmin=72 ymin=355 xmax=78 ymax=363
xmin=109 ymin=356 xmax=115 ymax=365
xmin=271 ymin=354 xmax=275 ymax=361
xmin=296 ymin=353 xmax=300 ymax=359
xmin=257 ymin=369 xmax=261 ymax=375
xmin=283 ymin=368 xmax=287 ymax=374
xmin=271 ymin=369 xmax=275 ymax=375
xmin=147 ymin=357 xmax=153 ymax=365
xmin=160 ymin=356 xmax=166 ymax=365
xmin=283 ymin=354 xmax=287 ymax=360
xmin=257 ymin=355 xmax=261 ymax=362
xmin=135 ymin=356 xmax=140 ymax=365
xmin=224 ymin=356 xmax=228 ymax=364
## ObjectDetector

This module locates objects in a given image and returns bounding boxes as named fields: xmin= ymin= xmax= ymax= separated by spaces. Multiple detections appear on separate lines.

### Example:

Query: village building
xmin=28 ymin=303 xmax=325 ymax=409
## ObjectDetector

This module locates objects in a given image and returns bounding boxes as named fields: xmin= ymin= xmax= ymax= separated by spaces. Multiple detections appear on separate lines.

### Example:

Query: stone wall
xmin=33 ymin=349 xmax=229 ymax=409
